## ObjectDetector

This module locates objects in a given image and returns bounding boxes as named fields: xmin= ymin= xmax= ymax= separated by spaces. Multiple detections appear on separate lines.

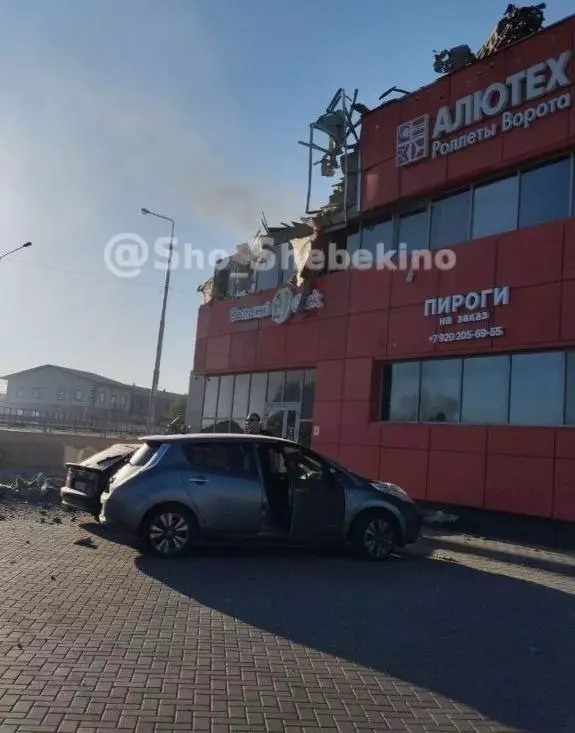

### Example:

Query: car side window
xmin=283 ymin=447 xmax=325 ymax=481
xmin=182 ymin=441 xmax=256 ymax=477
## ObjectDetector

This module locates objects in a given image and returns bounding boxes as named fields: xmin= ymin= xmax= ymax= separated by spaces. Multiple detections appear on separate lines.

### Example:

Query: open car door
xmin=285 ymin=446 xmax=345 ymax=542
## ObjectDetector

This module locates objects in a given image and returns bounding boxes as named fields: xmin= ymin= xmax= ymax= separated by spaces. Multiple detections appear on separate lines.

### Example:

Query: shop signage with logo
xmin=229 ymin=287 xmax=324 ymax=324
xmin=396 ymin=50 xmax=572 ymax=167
xmin=424 ymin=286 xmax=509 ymax=344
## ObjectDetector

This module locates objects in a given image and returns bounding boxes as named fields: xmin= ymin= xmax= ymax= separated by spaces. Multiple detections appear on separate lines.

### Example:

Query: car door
xmin=285 ymin=446 xmax=346 ymax=542
xmin=181 ymin=440 xmax=264 ymax=535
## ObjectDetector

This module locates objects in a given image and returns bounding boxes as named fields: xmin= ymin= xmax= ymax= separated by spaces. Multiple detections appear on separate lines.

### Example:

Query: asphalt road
xmin=0 ymin=499 xmax=574 ymax=733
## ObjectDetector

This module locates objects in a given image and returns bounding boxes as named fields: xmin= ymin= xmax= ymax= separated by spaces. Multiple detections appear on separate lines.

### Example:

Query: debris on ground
xmin=0 ymin=472 xmax=65 ymax=505
xmin=75 ymin=537 xmax=97 ymax=549
xmin=423 ymin=510 xmax=460 ymax=526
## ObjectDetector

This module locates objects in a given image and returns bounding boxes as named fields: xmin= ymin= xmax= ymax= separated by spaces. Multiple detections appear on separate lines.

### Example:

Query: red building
xmin=192 ymin=14 xmax=575 ymax=533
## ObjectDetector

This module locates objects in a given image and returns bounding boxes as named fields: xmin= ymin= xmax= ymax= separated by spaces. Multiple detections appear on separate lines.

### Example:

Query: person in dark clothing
xmin=244 ymin=413 xmax=271 ymax=435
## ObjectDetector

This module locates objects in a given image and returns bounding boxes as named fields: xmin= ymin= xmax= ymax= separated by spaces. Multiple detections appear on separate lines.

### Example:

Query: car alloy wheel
xmin=148 ymin=511 xmax=191 ymax=556
xmin=362 ymin=516 xmax=394 ymax=560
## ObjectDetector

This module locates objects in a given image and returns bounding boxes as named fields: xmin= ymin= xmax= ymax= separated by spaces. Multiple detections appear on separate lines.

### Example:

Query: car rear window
xmin=129 ymin=442 xmax=161 ymax=467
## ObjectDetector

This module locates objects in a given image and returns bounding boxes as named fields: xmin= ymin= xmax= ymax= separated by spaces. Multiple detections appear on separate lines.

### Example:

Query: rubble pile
xmin=0 ymin=472 xmax=65 ymax=506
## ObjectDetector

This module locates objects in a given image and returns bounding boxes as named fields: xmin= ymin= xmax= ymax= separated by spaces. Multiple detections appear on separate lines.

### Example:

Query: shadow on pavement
xmin=425 ymin=534 xmax=575 ymax=578
xmin=136 ymin=545 xmax=575 ymax=733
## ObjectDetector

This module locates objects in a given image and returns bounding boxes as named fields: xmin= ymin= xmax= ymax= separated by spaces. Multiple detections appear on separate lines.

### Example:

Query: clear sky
xmin=0 ymin=0 xmax=572 ymax=393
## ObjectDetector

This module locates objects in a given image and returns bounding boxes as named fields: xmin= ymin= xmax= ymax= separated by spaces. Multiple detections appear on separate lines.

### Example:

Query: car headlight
xmin=371 ymin=481 xmax=411 ymax=501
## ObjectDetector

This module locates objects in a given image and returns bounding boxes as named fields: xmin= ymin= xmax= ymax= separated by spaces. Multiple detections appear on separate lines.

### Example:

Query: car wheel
xmin=142 ymin=504 xmax=197 ymax=558
xmin=351 ymin=512 xmax=397 ymax=561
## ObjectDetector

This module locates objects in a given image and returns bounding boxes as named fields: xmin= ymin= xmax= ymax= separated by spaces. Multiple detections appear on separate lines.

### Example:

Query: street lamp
xmin=140 ymin=208 xmax=175 ymax=433
xmin=0 ymin=241 xmax=32 ymax=261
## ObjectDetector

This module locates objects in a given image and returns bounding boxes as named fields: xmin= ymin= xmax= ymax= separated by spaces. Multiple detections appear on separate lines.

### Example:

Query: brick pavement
xmin=0 ymin=501 xmax=574 ymax=733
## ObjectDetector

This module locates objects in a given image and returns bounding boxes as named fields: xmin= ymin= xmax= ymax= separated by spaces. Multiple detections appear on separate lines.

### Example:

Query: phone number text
xmin=429 ymin=326 xmax=504 ymax=344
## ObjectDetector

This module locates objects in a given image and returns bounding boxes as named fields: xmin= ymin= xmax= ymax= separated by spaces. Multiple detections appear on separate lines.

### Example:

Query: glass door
xmin=264 ymin=403 xmax=301 ymax=442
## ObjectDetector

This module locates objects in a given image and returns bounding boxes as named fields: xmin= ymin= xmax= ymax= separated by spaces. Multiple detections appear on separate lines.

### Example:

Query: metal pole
xmin=147 ymin=218 xmax=175 ymax=432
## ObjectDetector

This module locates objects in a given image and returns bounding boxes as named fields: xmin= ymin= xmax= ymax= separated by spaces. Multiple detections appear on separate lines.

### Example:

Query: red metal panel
xmin=315 ymin=271 xmax=351 ymax=320
xmin=346 ymin=311 xmax=387 ymax=358
xmin=348 ymin=268 xmax=392 ymax=314
xmin=196 ymin=305 xmax=211 ymax=340
xmin=317 ymin=316 xmax=348 ymax=360
xmin=228 ymin=331 xmax=258 ymax=372
xmin=562 ymin=219 xmax=575 ymax=280
xmin=495 ymin=282 xmax=562 ymax=348
xmin=315 ymin=360 xmax=345 ymax=403
xmin=390 ymin=265 xmax=439 ymax=309
xmin=311 ymin=401 xmax=342 ymax=445
xmin=311 ymin=442 xmax=340 ymax=463
xmin=387 ymin=304 xmax=436 ymax=357
xmin=427 ymin=451 xmax=485 ymax=507
xmin=380 ymin=448 xmax=428 ymax=500
xmin=380 ymin=423 xmax=430 ymax=451
xmin=205 ymin=335 xmax=231 ymax=372
xmin=361 ymin=161 xmax=400 ymax=211
xmin=284 ymin=321 xmax=320 ymax=367
xmin=488 ymin=426 xmax=555 ymax=458
xmin=485 ymin=454 xmax=554 ymax=517
xmin=360 ymin=104 xmax=399 ymax=171
xmin=429 ymin=425 xmax=487 ymax=453
xmin=560 ymin=279 xmax=575 ymax=342
xmin=342 ymin=358 xmax=373 ymax=402
xmin=496 ymin=223 xmax=564 ymax=288
xmin=553 ymin=458 xmax=575 ymax=521
xmin=255 ymin=328 xmax=287 ymax=369
xmin=438 ymin=236 xmax=497 ymax=295
xmin=555 ymin=428 xmax=575 ymax=459
xmin=339 ymin=401 xmax=381 ymax=447
xmin=193 ymin=337 xmax=207 ymax=374
xmin=338 ymin=444 xmax=380 ymax=480
xmin=208 ymin=300 xmax=235 ymax=337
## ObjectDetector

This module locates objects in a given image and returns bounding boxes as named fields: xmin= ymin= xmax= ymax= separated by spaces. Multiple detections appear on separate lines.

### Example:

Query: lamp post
xmin=0 ymin=241 xmax=32 ymax=262
xmin=140 ymin=208 xmax=175 ymax=433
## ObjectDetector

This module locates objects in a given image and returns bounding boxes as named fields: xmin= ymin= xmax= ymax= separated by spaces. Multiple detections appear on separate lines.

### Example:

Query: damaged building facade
xmin=192 ymin=10 xmax=575 ymax=529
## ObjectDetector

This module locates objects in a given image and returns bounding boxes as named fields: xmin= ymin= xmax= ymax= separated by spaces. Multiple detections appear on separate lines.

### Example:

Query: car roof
xmin=138 ymin=433 xmax=295 ymax=444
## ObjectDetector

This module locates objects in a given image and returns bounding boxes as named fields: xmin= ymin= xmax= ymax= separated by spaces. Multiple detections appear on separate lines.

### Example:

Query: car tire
xmin=141 ymin=504 xmax=198 ymax=559
xmin=350 ymin=512 xmax=397 ymax=561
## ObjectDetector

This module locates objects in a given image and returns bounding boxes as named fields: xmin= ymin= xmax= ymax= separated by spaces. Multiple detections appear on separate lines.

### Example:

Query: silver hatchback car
xmin=100 ymin=434 xmax=421 ymax=560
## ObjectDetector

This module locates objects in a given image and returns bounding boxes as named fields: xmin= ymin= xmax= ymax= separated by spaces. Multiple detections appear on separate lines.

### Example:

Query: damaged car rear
xmin=60 ymin=443 xmax=138 ymax=519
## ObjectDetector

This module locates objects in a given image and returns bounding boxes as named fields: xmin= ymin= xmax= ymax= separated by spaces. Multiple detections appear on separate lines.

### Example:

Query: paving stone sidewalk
xmin=0 ymin=502 xmax=574 ymax=733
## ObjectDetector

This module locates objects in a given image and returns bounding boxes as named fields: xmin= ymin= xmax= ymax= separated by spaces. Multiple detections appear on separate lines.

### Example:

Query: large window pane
xmin=461 ymin=356 xmax=509 ymax=424
xmin=472 ymin=175 xmax=518 ymax=239
xmin=519 ymin=158 xmax=571 ymax=229
xmin=216 ymin=375 xmax=234 ymax=419
xmin=232 ymin=374 xmax=250 ymax=419
xmin=564 ymin=351 xmax=575 ymax=425
xmin=362 ymin=218 xmax=394 ymax=263
xmin=346 ymin=231 xmax=361 ymax=259
xmin=255 ymin=246 xmax=280 ymax=292
xmin=430 ymin=190 xmax=471 ymax=249
xmin=248 ymin=373 xmax=267 ymax=418
xmin=267 ymin=372 xmax=284 ymax=402
xmin=202 ymin=377 xmax=219 ymax=418
xmin=510 ymin=352 xmax=564 ymax=425
xmin=398 ymin=209 xmax=429 ymax=252
xmin=301 ymin=369 xmax=316 ymax=419
xmin=420 ymin=359 xmax=461 ymax=422
xmin=388 ymin=362 xmax=420 ymax=421
xmin=284 ymin=371 xmax=303 ymax=402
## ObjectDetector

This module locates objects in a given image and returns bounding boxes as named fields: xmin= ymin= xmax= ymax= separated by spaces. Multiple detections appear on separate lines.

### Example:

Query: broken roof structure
xmin=197 ymin=3 xmax=549 ymax=306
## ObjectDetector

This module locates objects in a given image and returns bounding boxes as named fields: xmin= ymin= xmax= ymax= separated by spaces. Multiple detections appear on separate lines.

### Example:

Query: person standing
xmin=244 ymin=413 xmax=271 ymax=435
